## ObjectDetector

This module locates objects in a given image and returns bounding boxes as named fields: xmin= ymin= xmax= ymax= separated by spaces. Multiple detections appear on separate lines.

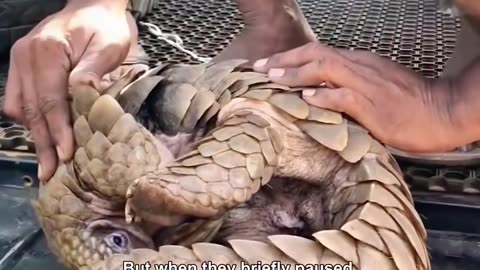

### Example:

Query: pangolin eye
xmin=104 ymin=231 xmax=130 ymax=253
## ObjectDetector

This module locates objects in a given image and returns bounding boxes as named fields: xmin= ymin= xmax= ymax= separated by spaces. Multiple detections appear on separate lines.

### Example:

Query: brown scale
xmin=33 ymin=60 xmax=430 ymax=270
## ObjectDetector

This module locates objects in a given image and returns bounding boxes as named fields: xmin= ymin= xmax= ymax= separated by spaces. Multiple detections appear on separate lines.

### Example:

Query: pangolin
xmin=32 ymin=59 xmax=431 ymax=270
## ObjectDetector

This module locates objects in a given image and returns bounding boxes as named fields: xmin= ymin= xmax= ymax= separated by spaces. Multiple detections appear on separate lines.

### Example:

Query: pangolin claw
xmin=125 ymin=200 xmax=135 ymax=224
xmin=126 ymin=173 xmax=219 ymax=220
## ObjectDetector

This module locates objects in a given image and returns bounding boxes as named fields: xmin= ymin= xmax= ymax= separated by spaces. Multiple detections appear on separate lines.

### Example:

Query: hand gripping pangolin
xmin=32 ymin=60 xmax=431 ymax=270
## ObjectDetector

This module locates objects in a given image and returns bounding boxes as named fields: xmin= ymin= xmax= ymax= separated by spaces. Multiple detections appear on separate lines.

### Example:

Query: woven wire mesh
xmin=138 ymin=0 xmax=460 ymax=78
xmin=0 ymin=0 xmax=471 ymax=193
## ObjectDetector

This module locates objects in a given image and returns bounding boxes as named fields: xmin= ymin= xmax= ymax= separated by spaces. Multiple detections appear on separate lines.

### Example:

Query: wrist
xmin=451 ymin=60 xmax=480 ymax=145
xmin=429 ymin=76 xmax=480 ymax=148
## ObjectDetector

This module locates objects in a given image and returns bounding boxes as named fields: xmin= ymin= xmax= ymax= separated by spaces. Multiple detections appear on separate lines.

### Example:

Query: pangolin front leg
xmin=125 ymin=112 xmax=281 ymax=223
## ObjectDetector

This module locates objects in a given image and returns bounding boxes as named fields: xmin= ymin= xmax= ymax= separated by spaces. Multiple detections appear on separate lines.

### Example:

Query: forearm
xmin=66 ymin=0 xmax=129 ymax=5
xmin=66 ymin=0 xmax=156 ymax=20
xmin=65 ymin=0 xmax=129 ymax=11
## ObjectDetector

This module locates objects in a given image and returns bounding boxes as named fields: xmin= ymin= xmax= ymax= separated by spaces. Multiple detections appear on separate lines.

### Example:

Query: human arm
xmin=4 ymin=0 xmax=135 ymax=182
xmin=252 ymin=42 xmax=480 ymax=153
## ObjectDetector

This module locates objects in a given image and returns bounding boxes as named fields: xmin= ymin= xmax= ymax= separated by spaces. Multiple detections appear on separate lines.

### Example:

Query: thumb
xmin=69 ymin=41 xmax=130 ymax=90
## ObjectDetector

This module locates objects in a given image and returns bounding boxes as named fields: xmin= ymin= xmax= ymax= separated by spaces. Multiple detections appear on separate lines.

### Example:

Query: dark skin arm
xmin=252 ymin=42 xmax=480 ymax=153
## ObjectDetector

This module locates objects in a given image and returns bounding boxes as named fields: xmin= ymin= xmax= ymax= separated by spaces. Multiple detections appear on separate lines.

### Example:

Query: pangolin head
xmin=28 ymin=78 xmax=170 ymax=269
xmin=31 ymin=162 xmax=157 ymax=269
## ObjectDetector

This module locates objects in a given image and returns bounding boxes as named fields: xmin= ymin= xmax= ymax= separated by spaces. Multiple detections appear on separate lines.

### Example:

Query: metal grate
xmin=138 ymin=0 xmax=460 ymax=78
xmin=0 ymin=0 xmax=469 ymax=194
xmin=403 ymin=165 xmax=480 ymax=194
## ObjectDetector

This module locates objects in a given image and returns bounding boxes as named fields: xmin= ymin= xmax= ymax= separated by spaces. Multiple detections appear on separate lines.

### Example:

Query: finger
xmin=16 ymin=37 xmax=60 ymax=181
xmin=32 ymin=43 xmax=74 ymax=163
xmin=69 ymin=35 xmax=130 ymax=90
xmin=267 ymin=59 xmax=382 ymax=95
xmin=302 ymin=87 xmax=380 ymax=133
xmin=4 ymin=50 xmax=25 ymax=123
xmin=253 ymin=42 xmax=337 ymax=72
xmin=21 ymin=72 xmax=58 ymax=183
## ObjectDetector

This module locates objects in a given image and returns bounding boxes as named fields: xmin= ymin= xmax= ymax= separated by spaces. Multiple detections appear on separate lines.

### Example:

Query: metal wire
xmin=139 ymin=21 xmax=212 ymax=63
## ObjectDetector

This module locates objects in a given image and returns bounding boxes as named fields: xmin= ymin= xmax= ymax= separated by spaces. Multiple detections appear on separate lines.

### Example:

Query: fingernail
xmin=37 ymin=164 xmax=43 ymax=180
xmin=56 ymin=146 xmax=66 ymax=161
xmin=302 ymin=89 xmax=317 ymax=97
xmin=99 ymin=79 xmax=111 ymax=91
xmin=253 ymin=58 xmax=268 ymax=69
xmin=268 ymin=68 xmax=285 ymax=78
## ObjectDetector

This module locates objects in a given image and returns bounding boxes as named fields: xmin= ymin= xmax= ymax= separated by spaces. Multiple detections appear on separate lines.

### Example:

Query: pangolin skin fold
xmin=32 ymin=59 xmax=431 ymax=270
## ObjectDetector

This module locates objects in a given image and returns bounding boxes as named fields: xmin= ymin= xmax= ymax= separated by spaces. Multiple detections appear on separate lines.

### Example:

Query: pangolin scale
xmin=32 ymin=59 xmax=431 ymax=270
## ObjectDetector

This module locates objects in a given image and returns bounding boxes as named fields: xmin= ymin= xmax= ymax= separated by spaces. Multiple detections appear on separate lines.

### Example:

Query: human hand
xmin=253 ymin=42 xmax=467 ymax=153
xmin=4 ymin=0 xmax=135 ymax=182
